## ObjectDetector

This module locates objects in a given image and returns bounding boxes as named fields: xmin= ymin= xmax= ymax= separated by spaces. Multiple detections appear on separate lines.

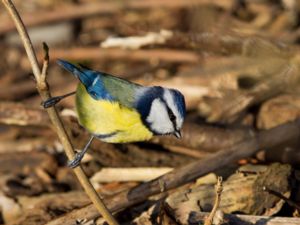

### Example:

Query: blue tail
xmin=57 ymin=59 xmax=83 ymax=78
xmin=57 ymin=59 xmax=98 ymax=88
xmin=57 ymin=59 xmax=114 ymax=100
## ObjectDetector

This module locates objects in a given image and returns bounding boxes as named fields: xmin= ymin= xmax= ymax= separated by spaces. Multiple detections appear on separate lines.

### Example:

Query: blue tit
xmin=43 ymin=59 xmax=186 ymax=167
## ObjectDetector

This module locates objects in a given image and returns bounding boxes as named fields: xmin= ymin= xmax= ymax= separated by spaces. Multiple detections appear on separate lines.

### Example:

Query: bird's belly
xmin=75 ymin=86 xmax=152 ymax=143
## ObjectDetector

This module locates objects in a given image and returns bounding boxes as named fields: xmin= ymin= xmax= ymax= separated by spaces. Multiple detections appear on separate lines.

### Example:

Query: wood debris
xmin=1 ymin=0 xmax=300 ymax=224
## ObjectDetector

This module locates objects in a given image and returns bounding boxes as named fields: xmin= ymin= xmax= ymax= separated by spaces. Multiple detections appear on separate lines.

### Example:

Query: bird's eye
xmin=169 ymin=112 xmax=176 ymax=122
xmin=167 ymin=107 xmax=176 ymax=122
xmin=170 ymin=114 xmax=176 ymax=121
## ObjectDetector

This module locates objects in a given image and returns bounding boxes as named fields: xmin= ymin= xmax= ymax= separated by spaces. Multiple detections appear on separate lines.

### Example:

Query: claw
xmin=41 ymin=91 xmax=76 ymax=108
xmin=67 ymin=152 xmax=84 ymax=168
xmin=42 ymin=96 xmax=62 ymax=108
xmin=67 ymin=136 xmax=94 ymax=169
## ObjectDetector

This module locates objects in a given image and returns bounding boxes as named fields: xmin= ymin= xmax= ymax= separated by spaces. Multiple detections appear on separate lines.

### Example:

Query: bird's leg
xmin=42 ymin=91 xmax=76 ymax=108
xmin=68 ymin=136 xmax=95 ymax=168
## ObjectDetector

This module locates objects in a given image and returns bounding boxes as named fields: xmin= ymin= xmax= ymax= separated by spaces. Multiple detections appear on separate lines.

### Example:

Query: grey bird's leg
xmin=42 ymin=91 xmax=76 ymax=108
xmin=68 ymin=136 xmax=95 ymax=168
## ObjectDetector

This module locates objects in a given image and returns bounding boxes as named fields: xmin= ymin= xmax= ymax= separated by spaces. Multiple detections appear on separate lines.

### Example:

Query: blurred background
xmin=1 ymin=0 xmax=300 ymax=224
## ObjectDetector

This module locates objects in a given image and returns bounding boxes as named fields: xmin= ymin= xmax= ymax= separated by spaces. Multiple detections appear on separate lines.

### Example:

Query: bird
xmin=43 ymin=59 xmax=186 ymax=168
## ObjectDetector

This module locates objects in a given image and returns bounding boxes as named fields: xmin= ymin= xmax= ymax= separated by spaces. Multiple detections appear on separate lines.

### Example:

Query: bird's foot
xmin=41 ymin=91 xmax=76 ymax=108
xmin=41 ymin=96 xmax=62 ymax=108
xmin=67 ymin=151 xmax=85 ymax=168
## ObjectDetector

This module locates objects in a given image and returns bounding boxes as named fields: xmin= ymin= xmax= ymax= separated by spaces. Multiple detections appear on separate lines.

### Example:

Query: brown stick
xmin=47 ymin=119 xmax=300 ymax=225
xmin=0 ymin=101 xmax=254 ymax=155
xmin=264 ymin=187 xmax=300 ymax=212
xmin=151 ymin=122 xmax=254 ymax=151
xmin=36 ymin=47 xmax=200 ymax=64
xmin=204 ymin=177 xmax=223 ymax=225
xmin=199 ymin=63 xmax=299 ymax=123
xmin=1 ymin=1 xmax=118 ymax=224
xmin=169 ymin=31 xmax=245 ymax=55
xmin=0 ymin=101 xmax=50 ymax=126
xmin=172 ymin=211 xmax=300 ymax=225
xmin=91 ymin=167 xmax=173 ymax=183
xmin=0 ymin=138 xmax=50 ymax=153
xmin=0 ymin=0 xmax=234 ymax=35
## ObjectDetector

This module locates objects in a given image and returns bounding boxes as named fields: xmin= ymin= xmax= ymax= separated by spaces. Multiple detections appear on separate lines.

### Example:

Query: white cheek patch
xmin=146 ymin=98 xmax=174 ymax=134
xmin=163 ymin=90 xmax=183 ymax=129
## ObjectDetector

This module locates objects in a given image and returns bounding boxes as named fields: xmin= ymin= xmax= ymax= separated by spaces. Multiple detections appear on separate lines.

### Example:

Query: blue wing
xmin=57 ymin=59 xmax=141 ymax=107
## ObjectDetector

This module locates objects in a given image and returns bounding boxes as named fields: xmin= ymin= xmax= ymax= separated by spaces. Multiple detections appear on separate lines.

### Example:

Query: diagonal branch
xmin=48 ymin=118 xmax=300 ymax=225
xmin=1 ymin=1 xmax=118 ymax=224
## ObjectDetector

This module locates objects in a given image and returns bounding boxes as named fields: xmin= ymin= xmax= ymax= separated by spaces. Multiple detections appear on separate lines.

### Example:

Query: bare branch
xmin=48 ymin=119 xmax=300 ymax=225
xmin=1 ymin=0 xmax=118 ymax=224
xmin=204 ymin=176 xmax=223 ymax=225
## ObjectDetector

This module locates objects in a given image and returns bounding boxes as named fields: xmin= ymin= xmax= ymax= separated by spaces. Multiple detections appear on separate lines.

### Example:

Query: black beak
xmin=173 ymin=130 xmax=181 ymax=139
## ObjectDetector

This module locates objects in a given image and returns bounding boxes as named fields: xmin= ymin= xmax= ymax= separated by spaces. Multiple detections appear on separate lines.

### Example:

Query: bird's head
xmin=136 ymin=87 xmax=186 ymax=138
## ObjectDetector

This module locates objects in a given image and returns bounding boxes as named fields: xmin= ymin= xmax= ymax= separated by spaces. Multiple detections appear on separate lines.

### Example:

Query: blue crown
xmin=170 ymin=88 xmax=186 ymax=118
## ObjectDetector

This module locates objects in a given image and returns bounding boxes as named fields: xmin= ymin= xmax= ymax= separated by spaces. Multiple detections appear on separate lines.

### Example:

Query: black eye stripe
xmin=166 ymin=104 xmax=177 ymax=128
xmin=162 ymin=98 xmax=176 ymax=119
xmin=161 ymin=93 xmax=177 ymax=123
xmin=168 ymin=109 xmax=176 ymax=121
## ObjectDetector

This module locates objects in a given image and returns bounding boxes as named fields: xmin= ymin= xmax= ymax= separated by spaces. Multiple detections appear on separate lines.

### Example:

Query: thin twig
xmin=204 ymin=176 xmax=223 ymax=225
xmin=48 ymin=119 xmax=300 ymax=225
xmin=41 ymin=42 xmax=49 ymax=82
xmin=0 ymin=101 xmax=50 ymax=126
xmin=1 ymin=1 xmax=118 ymax=224
xmin=35 ymin=47 xmax=200 ymax=64
xmin=188 ymin=212 xmax=300 ymax=225
xmin=263 ymin=186 xmax=300 ymax=212
xmin=91 ymin=167 xmax=173 ymax=183
xmin=0 ymin=0 xmax=234 ymax=35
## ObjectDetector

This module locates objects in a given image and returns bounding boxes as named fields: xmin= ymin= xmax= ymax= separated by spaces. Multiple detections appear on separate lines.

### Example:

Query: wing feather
xmin=57 ymin=59 xmax=142 ymax=108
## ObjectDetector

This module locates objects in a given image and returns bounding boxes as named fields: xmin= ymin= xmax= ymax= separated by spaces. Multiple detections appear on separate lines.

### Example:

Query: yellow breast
xmin=75 ymin=84 xmax=153 ymax=143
